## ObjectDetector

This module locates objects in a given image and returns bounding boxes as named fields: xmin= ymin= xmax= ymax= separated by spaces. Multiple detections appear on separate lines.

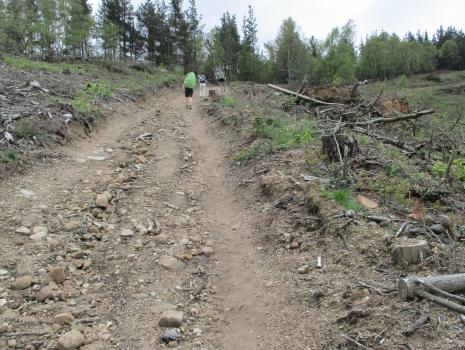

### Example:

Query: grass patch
xmin=321 ymin=187 xmax=363 ymax=212
xmin=0 ymin=149 xmax=19 ymax=164
xmin=254 ymin=116 xmax=315 ymax=148
xmin=223 ymin=96 xmax=237 ymax=108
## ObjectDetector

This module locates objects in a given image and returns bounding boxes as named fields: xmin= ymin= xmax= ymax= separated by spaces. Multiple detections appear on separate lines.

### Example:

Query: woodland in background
xmin=0 ymin=0 xmax=465 ymax=83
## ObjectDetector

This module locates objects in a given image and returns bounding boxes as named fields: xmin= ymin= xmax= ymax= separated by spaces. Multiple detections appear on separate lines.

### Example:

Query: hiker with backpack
xmin=183 ymin=72 xmax=196 ymax=109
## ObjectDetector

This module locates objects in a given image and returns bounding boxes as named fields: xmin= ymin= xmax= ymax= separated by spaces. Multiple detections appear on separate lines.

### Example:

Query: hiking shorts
xmin=185 ymin=87 xmax=194 ymax=97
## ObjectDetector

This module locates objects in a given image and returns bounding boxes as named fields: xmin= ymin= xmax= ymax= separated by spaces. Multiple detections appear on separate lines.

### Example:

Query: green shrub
xmin=253 ymin=116 xmax=314 ymax=148
xmin=0 ymin=149 xmax=18 ymax=164
xmin=223 ymin=96 xmax=236 ymax=107
xmin=322 ymin=188 xmax=362 ymax=211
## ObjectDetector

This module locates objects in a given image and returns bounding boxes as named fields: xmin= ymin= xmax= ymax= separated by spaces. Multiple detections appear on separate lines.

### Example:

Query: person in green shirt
xmin=183 ymin=72 xmax=196 ymax=109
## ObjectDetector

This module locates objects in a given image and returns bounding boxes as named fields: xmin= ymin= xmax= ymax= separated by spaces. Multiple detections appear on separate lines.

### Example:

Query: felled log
xmin=321 ymin=134 xmax=359 ymax=163
xmin=399 ymin=273 xmax=465 ymax=300
xmin=267 ymin=84 xmax=346 ymax=107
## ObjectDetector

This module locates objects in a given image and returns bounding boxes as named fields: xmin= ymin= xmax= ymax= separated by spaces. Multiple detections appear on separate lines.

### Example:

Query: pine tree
xmin=64 ymin=0 xmax=94 ymax=58
xmin=218 ymin=12 xmax=241 ymax=80
xmin=137 ymin=0 xmax=158 ymax=62
xmin=239 ymin=5 xmax=258 ymax=80
xmin=184 ymin=0 xmax=202 ymax=72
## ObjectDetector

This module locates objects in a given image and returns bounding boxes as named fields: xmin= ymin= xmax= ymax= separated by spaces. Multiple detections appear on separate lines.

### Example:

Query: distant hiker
xmin=215 ymin=69 xmax=227 ymax=94
xmin=199 ymin=73 xmax=207 ymax=99
xmin=183 ymin=72 xmax=196 ymax=109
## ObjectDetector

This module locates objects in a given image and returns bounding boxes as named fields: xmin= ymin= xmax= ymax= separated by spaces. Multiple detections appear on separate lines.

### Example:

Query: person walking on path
xmin=199 ymin=73 xmax=207 ymax=99
xmin=183 ymin=72 xmax=196 ymax=109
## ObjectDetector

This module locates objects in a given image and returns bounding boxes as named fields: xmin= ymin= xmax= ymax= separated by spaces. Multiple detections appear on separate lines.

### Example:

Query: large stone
xmin=392 ymin=238 xmax=432 ymax=267
xmin=159 ymin=310 xmax=184 ymax=327
xmin=54 ymin=312 xmax=75 ymax=325
xmin=158 ymin=256 xmax=185 ymax=270
xmin=37 ymin=286 xmax=53 ymax=302
xmin=49 ymin=266 xmax=66 ymax=284
xmin=63 ymin=221 xmax=81 ymax=232
xmin=11 ymin=275 xmax=33 ymax=290
xmin=356 ymin=195 xmax=379 ymax=210
xmin=201 ymin=247 xmax=214 ymax=257
xmin=120 ymin=228 xmax=134 ymax=237
xmin=95 ymin=194 xmax=110 ymax=209
xmin=15 ymin=226 xmax=31 ymax=235
xmin=57 ymin=330 xmax=85 ymax=350
xmin=30 ymin=225 xmax=48 ymax=240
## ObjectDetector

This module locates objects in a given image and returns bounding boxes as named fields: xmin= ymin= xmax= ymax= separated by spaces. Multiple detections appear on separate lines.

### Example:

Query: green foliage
xmin=397 ymin=74 xmax=410 ymax=89
xmin=0 ymin=149 xmax=18 ymax=164
xmin=322 ymin=187 xmax=362 ymax=211
xmin=430 ymin=158 xmax=465 ymax=181
xmin=253 ymin=116 xmax=314 ymax=148
xmin=223 ymin=96 xmax=236 ymax=107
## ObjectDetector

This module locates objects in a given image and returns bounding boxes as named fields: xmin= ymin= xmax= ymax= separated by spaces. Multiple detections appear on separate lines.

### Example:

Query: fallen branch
xmin=267 ymin=84 xmax=346 ymax=107
xmin=351 ymin=109 xmax=435 ymax=126
xmin=340 ymin=334 xmax=374 ymax=350
xmin=403 ymin=315 xmax=430 ymax=336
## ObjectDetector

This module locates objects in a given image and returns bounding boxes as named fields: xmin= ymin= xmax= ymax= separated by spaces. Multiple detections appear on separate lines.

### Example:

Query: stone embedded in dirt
xmin=95 ymin=193 xmax=110 ymax=209
xmin=54 ymin=312 xmax=75 ymax=325
xmin=15 ymin=226 xmax=31 ymax=235
xmin=49 ymin=266 xmax=66 ymax=284
xmin=72 ymin=259 xmax=84 ymax=269
xmin=201 ymin=247 xmax=214 ymax=256
xmin=0 ymin=269 xmax=8 ymax=276
xmin=120 ymin=228 xmax=134 ymax=237
xmin=159 ymin=310 xmax=184 ymax=327
xmin=0 ymin=299 xmax=7 ymax=307
xmin=135 ymin=154 xmax=146 ymax=163
xmin=63 ymin=221 xmax=81 ymax=232
xmin=0 ymin=323 xmax=8 ymax=334
xmin=30 ymin=225 xmax=48 ymax=240
xmin=11 ymin=275 xmax=33 ymax=290
xmin=0 ymin=309 xmax=19 ymax=321
xmin=158 ymin=256 xmax=185 ymax=270
xmin=135 ymin=224 xmax=148 ymax=235
xmin=296 ymin=265 xmax=310 ymax=274
xmin=20 ymin=189 xmax=37 ymax=198
xmin=87 ymin=156 xmax=106 ymax=161
xmin=356 ymin=195 xmax=379 ymax=210
xmin=57 ymin=330 xmax=85 ymax=350
xmin=392 ymin=238 xmax=432 ymax=266
xmin=36 ymin=286 xmax=53 ymax=302
xmin=290 ymin=241 xmax=300 ymax=249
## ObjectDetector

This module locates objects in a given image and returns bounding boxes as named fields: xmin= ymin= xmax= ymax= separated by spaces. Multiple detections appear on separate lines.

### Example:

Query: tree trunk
xmin=321 ymin=134 xmax=359 ymax=163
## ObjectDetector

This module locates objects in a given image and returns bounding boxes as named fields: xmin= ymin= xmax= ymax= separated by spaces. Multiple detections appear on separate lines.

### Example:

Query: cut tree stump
xmin=399 ymin=273 xmax=465 ymax=300
xmin=321 ymin=134 xmax=359 ymax=163
xmin=391 ymin=238 xmax=431 ymax=267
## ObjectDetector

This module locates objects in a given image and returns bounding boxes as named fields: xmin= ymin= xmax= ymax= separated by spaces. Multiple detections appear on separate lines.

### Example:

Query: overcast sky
xmin=90 ymin=0 xmax=465 ymax=46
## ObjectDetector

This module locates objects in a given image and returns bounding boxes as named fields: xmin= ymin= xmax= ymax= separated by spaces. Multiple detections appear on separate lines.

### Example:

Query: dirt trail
xmin=0 ymin=90 xmax=299 ymax=349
